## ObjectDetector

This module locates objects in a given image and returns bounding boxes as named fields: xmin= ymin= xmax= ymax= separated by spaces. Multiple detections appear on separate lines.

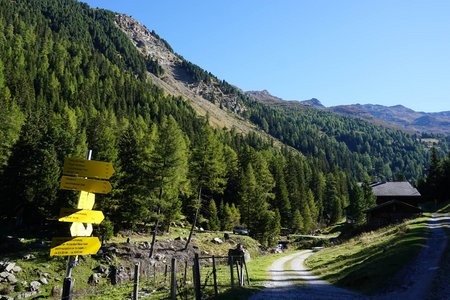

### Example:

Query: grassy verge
xmin=305 ymin=217 xmax=429 ymax=295
xmin=211 ymin=250 xmax=298 ymax=300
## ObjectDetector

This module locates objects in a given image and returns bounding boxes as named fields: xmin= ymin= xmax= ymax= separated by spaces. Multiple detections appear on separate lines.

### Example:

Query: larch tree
xmin=185 ymin=125 xmax=226 ymax=249
xmin=147 ymin=115 xmax=189 ymax=257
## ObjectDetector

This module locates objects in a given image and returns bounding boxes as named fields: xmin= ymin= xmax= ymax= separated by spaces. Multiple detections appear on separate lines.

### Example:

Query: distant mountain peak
xmin=246 ymin=90 xmax=284 ymax=103
xmin=300 ymin=98 xmax=325 ymax=109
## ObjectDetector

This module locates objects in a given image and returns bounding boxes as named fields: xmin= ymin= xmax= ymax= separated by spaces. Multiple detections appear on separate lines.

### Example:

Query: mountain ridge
xmin=246 ymin=90 xmax=450 ymax=134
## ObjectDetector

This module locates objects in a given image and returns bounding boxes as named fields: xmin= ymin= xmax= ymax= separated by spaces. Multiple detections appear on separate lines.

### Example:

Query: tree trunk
xmin=149 ymin=208 xmax=160 ymax=258
xmin=185 ymin=187 xmax=202 ymax=250
xmin=149 ymin=182 xmax=164 ymax=258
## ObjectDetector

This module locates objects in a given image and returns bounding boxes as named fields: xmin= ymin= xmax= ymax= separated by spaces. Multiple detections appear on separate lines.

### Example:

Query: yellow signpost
xmin=63 ymin=157 xmax=114 ymax=179
xmin=50 ymin=237 xmax=101 ymax=256
xmin=59 ymin=208 xmax=104 ymax=224
xmin=60 ymin=176 xmax=112 ymax=194
xmin=55 ymin=154 xmax=113 ymax=299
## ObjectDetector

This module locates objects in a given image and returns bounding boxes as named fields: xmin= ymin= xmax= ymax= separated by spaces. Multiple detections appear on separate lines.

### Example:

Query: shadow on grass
xmin=211 ymin=286 xmax=263 ymax=300
xmin=307 ymin=218 xmax=430 ymax=295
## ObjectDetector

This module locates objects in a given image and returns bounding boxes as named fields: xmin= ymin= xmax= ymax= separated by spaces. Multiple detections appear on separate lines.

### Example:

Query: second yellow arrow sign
xmin=60 ymin=176 xmax=112 ymax=194
xmin=59 ymin=208 xmax=104 ymax=224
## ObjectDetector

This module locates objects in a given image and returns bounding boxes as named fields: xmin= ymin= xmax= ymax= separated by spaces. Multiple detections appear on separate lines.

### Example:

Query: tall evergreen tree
xmin=208 ymin=199 xmax=220 ymax=231
xmin=185 ymin=125 xmax=226 ymax=249
xmin=146 ymin=116 xmax=189 ymax=256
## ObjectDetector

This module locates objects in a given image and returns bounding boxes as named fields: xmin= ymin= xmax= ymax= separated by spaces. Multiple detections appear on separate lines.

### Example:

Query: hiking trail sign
xmin=63 ymin=157 xmax=114 ymax=179
xmin=50 ymin=237 xmax=101 ymax=256
xmin=51 ymin=156 xmax=113 ymax=256
xmin=60 ymin=176 xmax=112 ymax=194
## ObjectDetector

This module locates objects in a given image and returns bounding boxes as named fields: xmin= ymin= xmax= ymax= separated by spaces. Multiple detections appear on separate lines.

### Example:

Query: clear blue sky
xmin=82 ymin=0 xmax=450 ymax=112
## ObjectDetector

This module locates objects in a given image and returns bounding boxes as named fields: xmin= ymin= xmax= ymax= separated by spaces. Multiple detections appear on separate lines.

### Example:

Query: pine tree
xmin=208 ymin=199 xmax=220 ymax=231
xmin=348 ymin=182 xmax=366 ymax=225
xmin=291 ymin=209 xmax=304 ymax=233
xmin=239 ymin=163 xmax=257 ymax=228
xmin=324 ymin=173 xmax=343 ymax=224
xmin=426 ymin=148 xmax=444 ymax=202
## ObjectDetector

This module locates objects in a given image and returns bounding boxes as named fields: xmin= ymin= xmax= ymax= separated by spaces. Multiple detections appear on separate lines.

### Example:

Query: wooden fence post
xmin=239 ymin=259 xmax=244 ymax=286
xmin=244 ymin=259 xmax=250 ymax=286
xmin=133 ymin=262 xmax=140 ymax=300
xmin=229 ymin=256 xmax=234 ymax=288
xmin=193 ymin=253 xmax=201 ymax=300
xmin=171 ymin=257 xmax=177 ymax=300
xmin=164 ymin=264 xmax=168 ymax=285
xmin=212 ymin=255 xmax=218 ymax=296
xmin=184 ymin=260 xmax=188 ymax=300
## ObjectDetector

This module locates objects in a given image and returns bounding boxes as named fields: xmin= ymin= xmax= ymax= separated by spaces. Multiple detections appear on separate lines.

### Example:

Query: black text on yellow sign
xmin=59 ymin=208 xmax=104 ymax=224
xmin=60 ymin=176 xmax=112 ymax=194
xmin=50 ymin=237 xmax=101 ymax=256
xmin=63 ymin=157 xmax=114 ymax=179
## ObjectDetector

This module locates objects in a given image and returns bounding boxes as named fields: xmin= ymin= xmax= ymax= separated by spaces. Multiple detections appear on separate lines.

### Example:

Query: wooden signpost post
xmin=51 ymin=151 xmax=114 ymax=300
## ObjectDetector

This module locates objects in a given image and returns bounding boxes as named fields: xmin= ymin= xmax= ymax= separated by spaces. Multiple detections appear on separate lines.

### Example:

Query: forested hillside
xmin=0 ymin=0 xmax=441 ymax=244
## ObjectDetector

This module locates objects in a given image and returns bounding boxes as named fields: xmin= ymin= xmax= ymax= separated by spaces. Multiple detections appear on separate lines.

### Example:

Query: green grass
xmin=246 ymin=251 xmax=296 ymax=284
xmin=305 ymin=217 xmax=429 ymax=295
xmin=208 ymin=250 xmax=298 ymax=299
xmin=436 ymin=201 xmax=450 ymax=213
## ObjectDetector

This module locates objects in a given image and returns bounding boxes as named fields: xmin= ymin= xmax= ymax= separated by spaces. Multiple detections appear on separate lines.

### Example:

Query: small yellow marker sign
xmin=59 ymin=208 xmax=104 ymax=224
xmin=50 ymin=237 xmax=101 ymax=257
xmin=77 ymin=191 xmax=95 ymax=210
xmin=70 ymin=222 xmax=93 ymax=237
xmin=60 ymin=176 xmax=112 ymax=194
xmin=63 ymin=157 xmax=114 ymax=179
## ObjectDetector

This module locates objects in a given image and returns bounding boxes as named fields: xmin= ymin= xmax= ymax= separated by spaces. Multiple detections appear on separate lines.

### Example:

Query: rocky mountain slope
xmin=115 ymin=14 xmax=253 ymax=133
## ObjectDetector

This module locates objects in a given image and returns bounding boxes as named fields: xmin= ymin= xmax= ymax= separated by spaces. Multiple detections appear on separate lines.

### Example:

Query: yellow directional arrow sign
xmin=50 ymin=237 xmax=101 ymax=257
xmin=70 ymin=222 xmax=93 ymax=237
xmin=60 ymin=176 xmax=112 ymax=194
xmin=77 ymin=191 xmax=95 ymax=210
xmin=63 ymin=157 xmax=114 ymax=179
xmin=59 ymin=208 xmax=104 ymax=224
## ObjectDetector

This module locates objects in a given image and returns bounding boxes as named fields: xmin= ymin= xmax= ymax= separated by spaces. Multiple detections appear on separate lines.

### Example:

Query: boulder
xmin=6 ymin=274 xmax=17 ymax=284
xmin=4 ymin=263 xmax=15 ymax=273
xmin=16 ymin=291 xmax=37 ymax=299
xmin=94 ymin=265 xmax=108 ymax=274
xmin=212 ymin=237 xmax=223 ymax=244
xmin=88 ymin=273 xmax=101 ymax=285
xmin=29 ymin=281 xmax=41 ymax=292
xmin=22 ymin=254 xmax=35 ymax=260
xmin=12 ymin=266 xmax=22 ymax=273
xmin=0 ymin=272 xmax=9 ymax=279
xmin=50 ymin=286 xmax=61 ymax=298
xmin=39 ymin=278 xmax=49 ymax=285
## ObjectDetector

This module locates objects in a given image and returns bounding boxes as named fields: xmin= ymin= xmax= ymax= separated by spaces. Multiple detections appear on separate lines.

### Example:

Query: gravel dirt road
xmin=249 ymin=213 xmax=449 ymax=300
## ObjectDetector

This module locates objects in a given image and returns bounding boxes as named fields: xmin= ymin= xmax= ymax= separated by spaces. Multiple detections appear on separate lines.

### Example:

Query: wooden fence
xmin=129 ymin=253 xmax=249 ymax=299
